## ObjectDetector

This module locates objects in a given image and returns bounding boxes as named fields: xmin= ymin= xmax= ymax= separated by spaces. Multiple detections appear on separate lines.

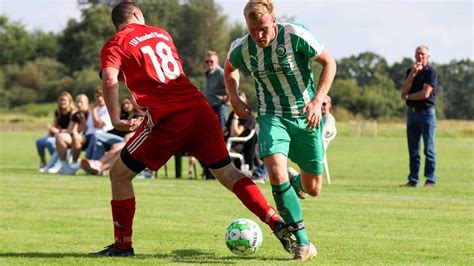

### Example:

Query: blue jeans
xmin=85 ymin=132 xmax=124 ymax=160
xmin=406 ymin=107 xmax=436 ymax=184
xmin=212 ymin=104 xmax=227 ymax=129
xmin=36 ymin=134 xmax=56 ymax=157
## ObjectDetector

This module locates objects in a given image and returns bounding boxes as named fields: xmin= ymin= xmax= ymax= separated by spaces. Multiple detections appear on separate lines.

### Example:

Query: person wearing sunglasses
xmin=204 ymin=50 xmax=228 ymax=129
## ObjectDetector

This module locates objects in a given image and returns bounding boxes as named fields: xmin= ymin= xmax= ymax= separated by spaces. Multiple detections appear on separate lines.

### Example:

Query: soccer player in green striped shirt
xmin=224 ymin=0 xmax=336 ymax=261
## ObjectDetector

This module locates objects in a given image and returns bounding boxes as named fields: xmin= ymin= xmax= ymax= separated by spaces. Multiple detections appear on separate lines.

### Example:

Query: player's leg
xmin=189 ymin=107 xmax=296 ymax=253
xmin=209 ymin=160 xmax=297 ymax=254
xmin=287 ymin=117 xmax=325 ymax=197
xmin=264 ymin=153 xmax=309 ymax=244
xmin=92 ymin=153 xmax=138 ymax=257
xmin=93 ymin=118 xmax=158 ymax=257
xmin=259 ymin=115 xmax=317 ymax=261
xmin=285 ymin=117 xmax=323 ymax=261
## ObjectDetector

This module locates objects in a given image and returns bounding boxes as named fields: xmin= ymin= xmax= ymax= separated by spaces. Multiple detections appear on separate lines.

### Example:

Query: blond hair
xmin=244 ymin=0 xmax=275 ymax=21
xmin=75 ymin=94 xmax=90 ymax=111
xmin=57 ymin=91 xmax=76 ymax=113
xmin=206 ymin=50 xmax=219 ymax=61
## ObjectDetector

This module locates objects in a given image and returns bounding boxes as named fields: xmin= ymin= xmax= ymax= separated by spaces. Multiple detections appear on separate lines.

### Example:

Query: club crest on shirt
xmin=276 ymin=44 xmax=287 ymax=57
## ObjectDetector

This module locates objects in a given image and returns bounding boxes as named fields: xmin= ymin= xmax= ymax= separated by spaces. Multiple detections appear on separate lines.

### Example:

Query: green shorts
xmin=257 ymin=114 xmax=324 ymax=175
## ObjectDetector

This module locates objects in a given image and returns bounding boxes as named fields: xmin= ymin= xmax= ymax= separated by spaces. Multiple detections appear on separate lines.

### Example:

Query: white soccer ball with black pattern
xmin=225 ymin=218 xmax=263 ymax=256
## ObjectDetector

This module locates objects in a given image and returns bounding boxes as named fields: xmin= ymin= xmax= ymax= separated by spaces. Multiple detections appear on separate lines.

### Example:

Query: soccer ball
xmin=225 ymin=218 xmax=263 ymax=256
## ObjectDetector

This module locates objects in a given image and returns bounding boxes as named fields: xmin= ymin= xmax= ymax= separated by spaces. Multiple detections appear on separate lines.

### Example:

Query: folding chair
xmin=323 ymin=130 xmax=337 ymax=184
xmin=226 ymin=129 xmax=256 ymax=176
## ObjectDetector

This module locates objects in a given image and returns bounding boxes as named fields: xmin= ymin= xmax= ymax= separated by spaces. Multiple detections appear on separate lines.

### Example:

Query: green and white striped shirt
xmin=227 ymin=23 xmax=324 ymax=118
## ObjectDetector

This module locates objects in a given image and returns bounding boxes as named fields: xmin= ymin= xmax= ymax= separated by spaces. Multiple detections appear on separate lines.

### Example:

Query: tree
xmin=31 ymin=30 xmax=61 ymax=60
xmin=58 ymin=5 xmax=115 ymax=73
xmin=175 ymin=0 xmax=230 ymax=77
xmin=388 ymin=57 xmax=413 ymax=90
xmin=0 ymin=16 xmax=35 ymax=65
xmin=437 ymin=60 xmax=474 ymax=119
xmin=140 ymin=0 xmax=181 ymax=37
xmin=337 ymin=52 xmax=390 ymax=87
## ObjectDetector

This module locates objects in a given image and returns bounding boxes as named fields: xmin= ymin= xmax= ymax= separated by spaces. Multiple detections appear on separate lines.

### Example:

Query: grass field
xmin=0 ymin=131 xmax=473 ymax=265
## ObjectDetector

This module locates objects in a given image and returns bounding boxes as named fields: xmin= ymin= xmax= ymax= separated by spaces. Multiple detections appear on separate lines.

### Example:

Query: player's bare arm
xmin=302 ymin=49 xmax=337 ymax=128
xmin=101 ymin=67 xmax=142 ymax=132
xmin=224 ymin=59 xmax=252 ymax=119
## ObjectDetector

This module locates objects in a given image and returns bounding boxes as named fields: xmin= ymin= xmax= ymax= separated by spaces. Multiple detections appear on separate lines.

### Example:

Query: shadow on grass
xmin=0 ymin=252 xmax=89 ymax=258
xmin=0 ymin=249 xmax=288 ymax=263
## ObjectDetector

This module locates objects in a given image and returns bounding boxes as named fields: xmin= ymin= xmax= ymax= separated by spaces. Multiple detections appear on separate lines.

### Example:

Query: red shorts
xmin=121 ymin=105 xmax=230 ymax=173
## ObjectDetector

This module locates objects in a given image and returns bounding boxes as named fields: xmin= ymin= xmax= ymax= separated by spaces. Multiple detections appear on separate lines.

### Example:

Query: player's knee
xmin=210 ymin=163 xmax=245 ymax=190
xmin=306 ymin=186 xmax=321 ymax=197
xmin=109 ymin=158 xmax=135 ymax=183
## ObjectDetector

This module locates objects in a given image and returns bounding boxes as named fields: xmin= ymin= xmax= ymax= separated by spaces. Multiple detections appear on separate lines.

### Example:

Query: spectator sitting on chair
xmin=81 ymin=96 xmax=143 ymax=175
xmin=321 ymin=95 xmax=336 ymax=140
xmin=55 ymin=94 xmax=90 ymax=175
xmin=37 ymin=91 xmax=76 ymax=173
xmin=84 ymin=96 xmax=142 ymax=163
xmin=223 ymin=91 xmax=257 ymax=175
xmin=57 ymin=86 xmax=113 ymax=175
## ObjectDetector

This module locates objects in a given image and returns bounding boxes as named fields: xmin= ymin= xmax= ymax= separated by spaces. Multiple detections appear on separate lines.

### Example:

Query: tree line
xmin=0 ymin=0 xmax=472 ymax=119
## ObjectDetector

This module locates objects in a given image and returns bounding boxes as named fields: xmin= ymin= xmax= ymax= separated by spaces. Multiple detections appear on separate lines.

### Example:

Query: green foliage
xmin=58 ymin=5 xmax=115 ymax=73
xmin=436 ymin=60 xmax=474 ymax=119
xmin=336 ymin=51 xmax=390 ymax=87
xmin=140 ymin=0 xmax=181 ymax=37
xmin=175 ymin=0 xmax=230 ymax=76
xmin=0 ymin=16 xmax=35 ymax=65
xmin=0 ymin=58 xmax=68 ymax=107
xmin=0 ymin=3 xmax=472 ymax=120
xmin=388 ymin=57 xmax=413 ymax=89
xmin=68 ymin=68 xmax=102 ymax=99
xmin=9 ymin=102 xmax=57 ymax=117
xmin=31 ymin=30 xmax=61 ymax=60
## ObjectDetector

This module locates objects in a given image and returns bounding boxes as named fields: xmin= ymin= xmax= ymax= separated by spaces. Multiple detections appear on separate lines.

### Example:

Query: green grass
xmin=0 ymin=131 xmax=473 ymax=265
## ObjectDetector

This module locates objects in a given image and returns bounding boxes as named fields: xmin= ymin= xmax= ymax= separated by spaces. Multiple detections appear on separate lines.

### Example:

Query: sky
xmin=1 ymin=0 xmax=472 ymax=64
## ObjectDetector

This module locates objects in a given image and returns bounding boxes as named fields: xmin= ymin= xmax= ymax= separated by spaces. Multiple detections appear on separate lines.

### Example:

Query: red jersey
xmin=100 ymin=23 xmax=207 ymax=122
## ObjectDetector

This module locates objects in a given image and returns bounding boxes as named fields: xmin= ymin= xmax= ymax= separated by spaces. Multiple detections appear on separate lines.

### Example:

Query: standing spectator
xmin=93 ymin=2 xmax=296 ymax=257
xmin=321 ymin=95 xmax=336 ymax=140
xmin=400 ymin=45 xmax=438 ymax=188
xmin=36 ymin=91 xmax=75 ymax=172
xmin=204 ymin=50 xmax=228 ymax=128
xmin=224 ymin=0 xmax=337 ymax=261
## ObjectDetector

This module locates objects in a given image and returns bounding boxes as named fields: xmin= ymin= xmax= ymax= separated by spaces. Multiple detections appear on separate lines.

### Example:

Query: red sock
xmin=232 ymin=177 xmax=280 ymax=230
xmin=111 ymin=197 xmax=135 ymax=250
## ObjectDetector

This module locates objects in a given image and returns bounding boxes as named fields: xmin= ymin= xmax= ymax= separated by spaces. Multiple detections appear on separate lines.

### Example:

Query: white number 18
xmin=141 ymin=42 xmax=180 ymax=82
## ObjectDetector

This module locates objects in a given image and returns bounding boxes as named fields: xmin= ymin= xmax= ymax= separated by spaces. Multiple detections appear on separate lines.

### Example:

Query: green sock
xmin=272 ymin=181 xmax=309 ymax=245
xmin=290 ymin=174 xmax=305 ymax=193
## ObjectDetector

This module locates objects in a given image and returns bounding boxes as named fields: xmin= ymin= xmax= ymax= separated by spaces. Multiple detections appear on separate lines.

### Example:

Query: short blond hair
xmin=206 ymin=50 xmax=219 ymax=60
xmin=244 ymin=0 xmax=275 ymax=21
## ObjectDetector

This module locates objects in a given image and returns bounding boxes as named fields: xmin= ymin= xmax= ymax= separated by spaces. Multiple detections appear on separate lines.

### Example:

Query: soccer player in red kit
xmin=93 ymin=2 xmax=296 ymax=257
